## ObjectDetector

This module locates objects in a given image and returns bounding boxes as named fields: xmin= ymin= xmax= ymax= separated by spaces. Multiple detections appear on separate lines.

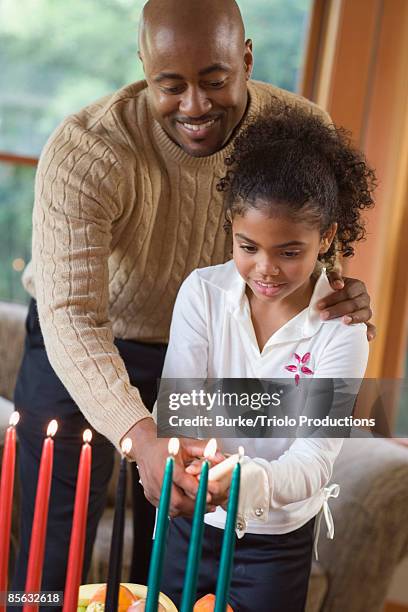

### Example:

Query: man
xmin=13 ymin=0 xmax=374 ymax=597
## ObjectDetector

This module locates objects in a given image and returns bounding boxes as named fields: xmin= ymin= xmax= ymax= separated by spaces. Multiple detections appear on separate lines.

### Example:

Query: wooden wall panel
xmin=302 ymin=0 xmax=408 ymax=378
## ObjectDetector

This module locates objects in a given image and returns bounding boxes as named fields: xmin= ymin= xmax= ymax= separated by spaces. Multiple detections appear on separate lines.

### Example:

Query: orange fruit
xmin=126 ymin=601 xmax=165 ymax=611
xmin=194 ymin=594 xmax=233 ymax=611
xmin=90 ymin=584 xmax=138 ymax=612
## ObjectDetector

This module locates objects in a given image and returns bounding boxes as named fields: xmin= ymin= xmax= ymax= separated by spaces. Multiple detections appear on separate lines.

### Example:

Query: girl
xmin=160 ymin=101 xmax=376 ymax=611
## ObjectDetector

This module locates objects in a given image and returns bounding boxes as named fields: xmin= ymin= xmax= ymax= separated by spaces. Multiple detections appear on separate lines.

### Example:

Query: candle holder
xmin=2 ymin=418 xmax=243 ymax=612
xmin=77 ymin=583 xmax=177 ymax=612
xmin=0 ymin=416 xmax=244 ymax=612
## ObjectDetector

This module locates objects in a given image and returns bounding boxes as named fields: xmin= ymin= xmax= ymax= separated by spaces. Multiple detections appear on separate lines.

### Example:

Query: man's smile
xmin=175 ymin=117 xmax=221 ymax=139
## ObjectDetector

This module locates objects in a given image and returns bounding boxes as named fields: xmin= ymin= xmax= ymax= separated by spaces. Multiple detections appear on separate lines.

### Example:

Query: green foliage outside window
xmin=0 ymin=164 xmax=35 ymax=303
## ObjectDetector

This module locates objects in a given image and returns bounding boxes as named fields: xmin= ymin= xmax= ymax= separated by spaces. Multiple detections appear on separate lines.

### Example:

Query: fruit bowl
xmin=77 ymin=583 xmax=178 ymax=612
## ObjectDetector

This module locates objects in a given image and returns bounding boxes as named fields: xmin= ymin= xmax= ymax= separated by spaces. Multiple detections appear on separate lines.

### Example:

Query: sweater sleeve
xmin=33 ymin=118 xmax=150 ymax=450
xmin=238 ymin=323 xmax=369 ymax=523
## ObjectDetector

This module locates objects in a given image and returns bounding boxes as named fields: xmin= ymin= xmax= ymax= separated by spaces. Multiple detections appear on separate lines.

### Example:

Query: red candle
xmin=62 ymin=430 xmax=92 ymax=612
xmin=24 ymin=420 xmax=58 ymax=612
xmin=0 ymin=411 xmax=20 ymax=612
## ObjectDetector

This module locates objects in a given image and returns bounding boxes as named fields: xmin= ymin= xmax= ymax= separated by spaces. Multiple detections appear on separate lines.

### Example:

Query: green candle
xmin=145 ymin=438 xmax=179 ymax=612
xmin=180 ymin=439 xmax=217 ymax=612
xmin=214 ymin=450 xmax=242 ymax=612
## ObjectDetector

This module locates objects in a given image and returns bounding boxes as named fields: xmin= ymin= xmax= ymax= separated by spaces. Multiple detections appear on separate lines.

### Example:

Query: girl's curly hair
xmin=217 ymin=99 xmax=376 ymax=266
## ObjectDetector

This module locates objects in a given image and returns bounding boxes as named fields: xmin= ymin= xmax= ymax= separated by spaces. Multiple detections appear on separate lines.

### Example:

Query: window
xmin=0 ymin=163 xmax=35 ymax=303
xmin=0 ymin=0 xmax=312 ymax=303
xmin=395 ymin=349 xmax=408 ymax=436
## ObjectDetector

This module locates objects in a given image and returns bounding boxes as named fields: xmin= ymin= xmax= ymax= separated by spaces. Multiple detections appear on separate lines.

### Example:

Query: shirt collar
xmin=222 ymin=261 xmax=334 ymax=348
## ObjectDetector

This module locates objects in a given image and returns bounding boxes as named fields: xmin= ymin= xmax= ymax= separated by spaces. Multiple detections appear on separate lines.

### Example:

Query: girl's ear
xmin=319 ymin=223 xmax=338 ymax=254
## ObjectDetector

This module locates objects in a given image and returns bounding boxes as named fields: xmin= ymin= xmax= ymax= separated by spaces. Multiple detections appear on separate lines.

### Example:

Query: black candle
xmin=105 ymin=438 xmax=132 ymax=612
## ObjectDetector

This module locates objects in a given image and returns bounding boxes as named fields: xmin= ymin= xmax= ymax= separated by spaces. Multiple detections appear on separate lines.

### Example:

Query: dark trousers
xmin=161 ymin=517 xmax=315 ymax=612
xmin=11 ymin=299 xmax=166 ymax=605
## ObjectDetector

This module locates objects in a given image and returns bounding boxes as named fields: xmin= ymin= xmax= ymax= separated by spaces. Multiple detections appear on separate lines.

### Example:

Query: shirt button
xmin=255 ymin=508 xmax=264 ymax=517
xmin=236 ymin=521 xmax=244 ymax=531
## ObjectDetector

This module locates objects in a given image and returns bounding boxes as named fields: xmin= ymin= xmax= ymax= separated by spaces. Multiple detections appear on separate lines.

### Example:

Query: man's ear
xmin=319 ymin=223 xmax=338 ymax=254
xmin=244 ymin=39 xmax=253 ymax=80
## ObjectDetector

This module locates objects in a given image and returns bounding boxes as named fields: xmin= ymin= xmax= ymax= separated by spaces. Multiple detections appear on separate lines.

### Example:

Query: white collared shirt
xmin=160 ymin=260 xmax=369 ymax=537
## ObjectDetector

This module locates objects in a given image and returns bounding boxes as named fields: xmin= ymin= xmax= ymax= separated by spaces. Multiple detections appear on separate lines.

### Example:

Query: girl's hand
xmin=207 ymin=471 xmax=232 ymax=509
xmin=185 ymin=457 xmax=207 ymax=476
xmin=185 ymin=455 xmax=231 ymax=509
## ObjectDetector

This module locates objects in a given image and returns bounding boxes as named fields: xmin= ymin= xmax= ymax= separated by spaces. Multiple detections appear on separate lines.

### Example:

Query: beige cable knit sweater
xmin=23 ymin=79 xmax=328 ymax=448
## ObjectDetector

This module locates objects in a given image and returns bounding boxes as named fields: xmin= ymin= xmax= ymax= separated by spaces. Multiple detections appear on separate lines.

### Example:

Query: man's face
xmin=141 ymin=29 xmax=253 ymax=157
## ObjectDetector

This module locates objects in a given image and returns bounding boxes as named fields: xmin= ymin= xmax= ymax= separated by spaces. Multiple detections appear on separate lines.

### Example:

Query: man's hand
xmin=126 ymin=418 xmax=222 ymax=517
xmin=317 ymin=271 xmax=376 ymax=341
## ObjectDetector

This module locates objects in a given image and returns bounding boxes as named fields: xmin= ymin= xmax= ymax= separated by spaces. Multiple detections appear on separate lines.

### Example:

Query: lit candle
xmin=24 ymin=420 xmax=58 ymax=612
xmin=105 ymin=438 xmax=132 ymax=612
xmin=145 ymin=438 xmax=180 ymax=612
xmin=208 ymin=452 xmax=240 ymax=482
xmin=63 ymin=430 xmax=93 ymax=612
xmin=214 ymin=447 xmax=244 ymax=612
xmin=0 ymin=411 xmax=19 ymax=612
xmin=180 ymin=439 xmax=217 ymax=612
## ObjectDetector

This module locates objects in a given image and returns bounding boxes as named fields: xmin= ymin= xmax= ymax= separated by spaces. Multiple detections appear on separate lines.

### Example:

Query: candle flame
xmin=46 ymin=419 xmax=58 ymax=438
xmin=9 ymin=411 xmax=20 ymax=427
xmin=83 ymin=429 xmax=92 ymax=444
xmin=168 ymin=437 xmax=180 ymax=457
xmin=204 ymin=438 xmax=217 ymax=459
xmin=238 ymin=445 xmax=245 ymax=458
xmin=121 ymin=437 xmax=133 ymax=455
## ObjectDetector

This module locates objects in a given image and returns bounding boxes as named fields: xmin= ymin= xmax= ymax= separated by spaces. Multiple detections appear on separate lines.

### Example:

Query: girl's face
xmin=232 ymin=206 xmax=337 ymax=304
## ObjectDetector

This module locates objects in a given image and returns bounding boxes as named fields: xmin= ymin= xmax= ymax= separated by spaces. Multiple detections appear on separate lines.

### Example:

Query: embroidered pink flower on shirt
xmin=285 ymin=352 xmax=314 ymax=385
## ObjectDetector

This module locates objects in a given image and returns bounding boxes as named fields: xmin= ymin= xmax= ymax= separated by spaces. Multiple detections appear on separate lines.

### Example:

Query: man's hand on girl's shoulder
xmin=317 ymin=272 xmax=376 ymax=341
